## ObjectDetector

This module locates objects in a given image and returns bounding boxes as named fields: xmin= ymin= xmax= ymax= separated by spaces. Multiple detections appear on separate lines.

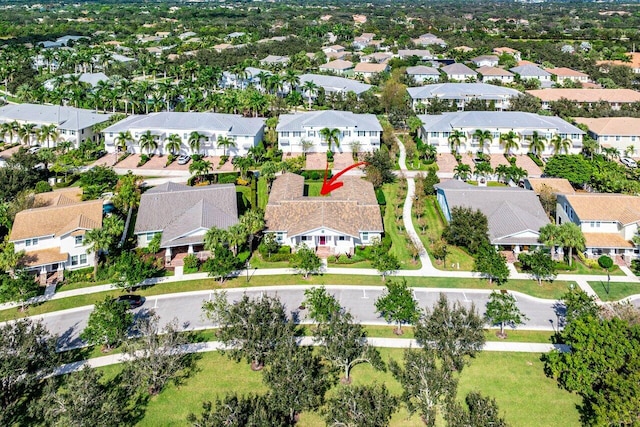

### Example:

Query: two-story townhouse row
xmin=418 ymin=111 xmax=584 ymax=155
xmin=353 ymin=62 xmax=389 ymax=81
xmin=406 ymin=66 xmax=441 ymax=84
xmin=276 ymin=110 xmax=382 ymax=154
xmin=361 ymin=52 xmax=392 ymax=64
xmin=397 ymin=49 xmax=434 ymax=60
xmin=572 ymin=117 xmax=640 ymax=157
xmin=9 ymin=191 xmax=104 ymax=285
xmin=441 ymin=63 xmax=478 ymax=82
xmin=556 ymin=193 xmax=640 ymax=261
xmin=319 ymin=60 xmax=354 ymax=75
xmin=596 ymin=52 xmax=640 ymax=74
xmin=298 ymin=74 xmax=372 ymax=97
xmin=352 ymin=33 xmax=376 ymax=50
xmin=101 ymin=112 xmax=265 ymax=157
xmin=407 ymin=83 xmax=521 ymax=112
xmin=476 ymin=66 xmax=515 ymax=84
xmin=471 ymin=55 xmax=499 ymax=68
xmin=412 ymin=33 xmax=447 ymax=48
xmin=527 ymin=89 xmax=640 ymax=111
xmin=0 ymin=104 xmax=112 ymax=148
xmin=509 ymin=65 xmax=553 ymax=87
xmin=322 ymin=45 xmax=347 ymax=60
xmin=545 ymin=67 xmax=590 ymax=85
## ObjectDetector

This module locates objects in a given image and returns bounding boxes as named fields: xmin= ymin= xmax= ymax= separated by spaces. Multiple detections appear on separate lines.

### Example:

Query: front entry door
xmin=319 ymin=236 xmax=326 ymax=246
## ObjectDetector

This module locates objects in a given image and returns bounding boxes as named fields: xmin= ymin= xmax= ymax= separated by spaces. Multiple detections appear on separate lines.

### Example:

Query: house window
xmin=146 ymin=232 xmax=157 ymax=242
xmin=431 ymin=132 xmax=439 ymax=137
xmin=70 ymin=255 xmax=79 ymax=266
xmin=293 ymin=132 xmax=302 ymax=137
xmin=80 ymin=254 xmax=87 ymax=265
xmin=616 ymin=136 xmax=621 ymax=142
xmin=109 ymin=132 xmax=113 ymax=138
xmin=281 ymin=131 xmax=290 ymax=137
xmin=571 ymin=134 xmax=580 ymax=139
xmin=361 ymin=232 xmax=369 ymax=242
xmin=70 ymin=130 xmax=76 ymax=136
xmin=357 ymin=131 xmax=366 ymax=137
xmin=74 ymin=235 xmax=83 ymax=246
xmin=338 ymin=236 xmax=346 ymax=241
xmin=25 ymin=238 xmax=39 ymax=247
xmin=442 ymin=132 xmax=450 ymax=137
xmin=342 ymin=130 xmax=351 ymax=137
xmin=603 ymin=136 xmax=609 ymax=142
xmin=183 ymin=133 xmax=188 ymax=139
xmin=275 ymin=232 xmax=285 ymax=243
xmin=368 ymin=131 xmax=376 ymax=137
xmin=308 ymin=131 xmax=316 ymax=137
xmin=632 ymin=136 xmax=637 ymax=142
xmin=301 ymin=236 xmax=311 ymax=241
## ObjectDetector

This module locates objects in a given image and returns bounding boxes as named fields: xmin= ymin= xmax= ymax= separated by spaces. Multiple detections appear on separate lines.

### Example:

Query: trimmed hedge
xmin=527 ymin=153 xmax=544 ymax=167
xmin=300 ymin=170 xmax=332 ymax=181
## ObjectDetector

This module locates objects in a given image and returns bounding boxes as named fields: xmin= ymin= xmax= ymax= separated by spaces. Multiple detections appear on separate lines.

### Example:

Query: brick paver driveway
xmin=435 ymin=153 xmax=458 ymax=173
xmin=305 ymin=152 xmax=327 ymax=170
xmin=333 ymin=152 xmax=356 ymax=170
xmin=515 ymin=155 xmax=543 ymax=177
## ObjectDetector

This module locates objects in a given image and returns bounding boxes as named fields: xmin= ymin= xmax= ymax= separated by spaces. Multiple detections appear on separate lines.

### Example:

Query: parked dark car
xmin=113 ymin=294 xmax=145 ymax=309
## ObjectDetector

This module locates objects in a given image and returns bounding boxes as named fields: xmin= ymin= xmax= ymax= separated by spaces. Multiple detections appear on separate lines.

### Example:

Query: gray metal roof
xmin=276 ymin=110 xmax=382 ymax=132
xmin=0 ymin=103 xmax=112 ymax=131
xmin=407 ymin=83 xmax=521 ymax=100
xmin=435 ymin=181 xmax=549 ymax=245
xmin=406 ymin=66 xmax=440 ymax=75
xmin=417 ymin=111 xmax=584 ymax=134
xmin=441 ymin=63 xmax=477 ymax=76
xmin=135 ymin=182 xmax=238 ymax=248
xmin=102 ymin=112 xmax=265 ymax=137
xmin=509 ymin=65 xmax=551 ymax=77
xmin=44 ymin=72 xmax=109 ymax=90
xmin=299 ymin=74 xmax=372 ymax=95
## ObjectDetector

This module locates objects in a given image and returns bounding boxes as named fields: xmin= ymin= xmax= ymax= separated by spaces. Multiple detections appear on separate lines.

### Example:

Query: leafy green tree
xmin=390 ymin=349 xmax=457 ymax=427
xmin=204 ymin=294 xmax=297 ymax=370
xmin=0 ymin=270 xmax=40 ymax=311
xmin=422 ymin=168 xmax=440 ymax=195
xmin=113 ymin=172 xmax=142 ymax=211
xmin=371 ymin=251 xmax=400 ymax=281
xmin=415 ymin=294 xmax=485 ymax=371
xmin=561 ymin=287 xmax=600 ymax=327
xmin=543 ymin=155 xmax=594 ymax=186
xmin=445 ymin=391 xmax=509 ymax=427
xmin=453 ymin=163 xmax=471 ymax=181
xmin=0 ymin=319 xmax=58 ymax=426
xmin=240 ymin=210 xmax=265 ymax=251
xmin=484 ymin=291 xmax=529 ymax=338
xmin=202 ymin=246 xmax=242 ymax=283
xmin=113 ymin=251 xmax=157 ymax=292
xmin=539 ymin=222 xmax=585 ymax=267
xmin=0 ymin=237 xmax=24 ymax=273
xmin=363 ymin=149 xmax=395 ymax=188
xmin=78 ymin=166 xmax=119 ymax=200
xmin=442 ymin=207 xmax=489 ymax=254
xmin=323 ymin=384 xmax=397 ymax=427
xmin=518 ymin=250 xmax=557 ymax=285
xmin=84 ymin=227 xmax=113 ymax=280
xmin=80 ymin=296 xmax=133 ymax=351
xmin=315 ymin=309 xmax=385 ymax=383
xmin=188 ymin=394 xmax=290 ymax=427
xmin=473 ymin=244 xmax=510 ymax=285
xmin=303 ymin=286 xmax=341 ymax=324
xmin=374 ymin=278 xmax=420 ymax=334
xmin=290 ymin=245 xmax=322 ymax=279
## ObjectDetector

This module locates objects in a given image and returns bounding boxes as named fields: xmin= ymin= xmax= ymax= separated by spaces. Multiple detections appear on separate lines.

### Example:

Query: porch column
xmin=57 ymin=264 xmax=64 ymax=282
xmin=188 ymin=245 xmax=194 ymax=254
xmin=39 ymin=266 xmax=47 ymax=286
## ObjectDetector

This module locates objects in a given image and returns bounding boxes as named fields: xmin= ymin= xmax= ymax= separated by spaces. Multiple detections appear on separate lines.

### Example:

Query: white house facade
xmin=573 ymin=117 xmax=640 ymax=157
xmin=407 ymin=83 xmax=521 ymax=112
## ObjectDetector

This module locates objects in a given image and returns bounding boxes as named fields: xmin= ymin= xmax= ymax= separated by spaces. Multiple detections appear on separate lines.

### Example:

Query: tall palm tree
xmin=84 ymin=227 xmax=112 ymax=280
xmin=188 ymin=131 xmax=205 ymax=155
xmin=138 ymin=130 xmax=158 ymax=155
xmin=499 ymin=131 xmax=520 ymax=156
xmin=18 ymin=123 xmax=37 ymax=145
xmin=302 ymin=80 xmax=318 ymax=110
xmin=204 ymin=226 xmax=228 ymax=252
xmin=447 ymin=130 xmax=466 ymax=154
xmin=37 ymin=124 xmax=59 ymax=148
xmin=526 ymin=131 xmax=547 ymax=156
xmin=282 ymin=69 xmax=300 ymax=95
xmin=216 ymin=135 xmax=237 ymax=156
xmin=115 ymin=131 xmax=133 ymax=153
xmin=602 ymin=146 xmax=620 ymax=161
xmin=164 ymin=133 xmax=182 ymax=156
xmin=472 ymin=129 xmax=493 ymax=154
xmin=232 ymin=155 xmax=253 ymax=178
xmin=550 ymin=134 xmax=571 ymax=155
xmin=453 ymin=163 xmax=471 ymax=181
xmin=189 ymin=159 xmax=213 ymax=183
xmin=227 ymin=223 xmax=248 ymax=256
xmin=240 ymin=210 xmax=265 ymax=252
xmin=319 ymin=127 xmax=341 ymax=152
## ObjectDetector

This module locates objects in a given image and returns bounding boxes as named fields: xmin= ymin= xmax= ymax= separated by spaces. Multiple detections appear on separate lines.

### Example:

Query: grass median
xmin=590 ymin=280 xmax=640 ymax=301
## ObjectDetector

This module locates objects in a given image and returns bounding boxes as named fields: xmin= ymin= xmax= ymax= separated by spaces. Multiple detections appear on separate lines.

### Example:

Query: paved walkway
xmin=51 ymin=337 xmax=569 ymax=377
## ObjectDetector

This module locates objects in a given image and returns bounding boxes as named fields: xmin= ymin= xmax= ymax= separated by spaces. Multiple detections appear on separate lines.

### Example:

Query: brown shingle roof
xmin=354 ymin=62 xmax=388 ymax=73
xmin=10 ymin=200 xmax=103 ymax=241
xmin=265 ymin=174 xmax=383 ymax=238
xmin=527 ymin=89 xmax=640 ymax=103
xmin=564 ymin=193 xmax=640 ymax=225
xmin=545 ymin=67 xmax=589 ymax=78
xmin=476 ymin=66 xmax=514 ymax=76
xmin=583 ymin=233 xmax=634 ymax=249
xmin=22 ymin=248 xmax=68 ymax=267
xmin=34 ymin=187 xmax=83 ymax=207
xmin=525 ymin=178 xmax=575 ymax=195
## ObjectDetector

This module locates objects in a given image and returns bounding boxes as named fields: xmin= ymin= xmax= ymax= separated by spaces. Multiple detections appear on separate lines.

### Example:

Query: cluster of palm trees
xmin=203 ymin=210 xmax=265 ymax=257
xmin=447 ymin=128 xmax=573 ymax=156
xmin=114 ymin=129 xmax=237 ymax=157
xmin=453 ymin=161 xmax=527 ymax=184
xmin=0 ymin=120 xmax=64 ymax=147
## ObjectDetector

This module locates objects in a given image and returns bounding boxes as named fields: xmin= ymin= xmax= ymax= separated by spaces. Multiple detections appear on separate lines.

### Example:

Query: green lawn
xmin=590 ymin=280 xmax=640 ymax=301
xmin=304 ymin=181 xmax=324 ymax=197
xmin=257 ymin=176 xmax=268 ymax=210
xmin=382 ymin=183 xmax=422 ymax=270
xmin=93 ymin=349 xmax=579 ymax=427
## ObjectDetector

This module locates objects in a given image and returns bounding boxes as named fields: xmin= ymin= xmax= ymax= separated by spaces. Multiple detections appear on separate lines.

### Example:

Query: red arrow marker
xmin=320 ymin=161 xmax=369 ymax=195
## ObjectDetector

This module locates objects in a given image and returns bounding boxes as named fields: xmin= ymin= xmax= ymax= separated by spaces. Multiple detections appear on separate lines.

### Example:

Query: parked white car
xmin=621 ymin=157 xmax=638 ymax=168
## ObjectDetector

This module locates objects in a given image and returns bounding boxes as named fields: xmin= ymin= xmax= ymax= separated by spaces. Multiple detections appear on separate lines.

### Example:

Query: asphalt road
xmin=29 ymin=286 xmax=567 ymax=351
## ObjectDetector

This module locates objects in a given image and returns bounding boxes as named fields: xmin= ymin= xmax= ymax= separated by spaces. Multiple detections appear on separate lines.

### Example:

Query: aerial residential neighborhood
xmin=0 ymin=1 xmax=639 ymax=426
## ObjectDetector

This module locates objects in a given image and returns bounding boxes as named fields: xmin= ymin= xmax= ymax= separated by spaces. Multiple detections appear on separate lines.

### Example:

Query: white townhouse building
xmin=441 ymin=63 xmax=477 ymax=82
xmin=102 ymin=112 xmax=265 ymax=157
xmin=509 ymin=65 xmax=553 ymax=87
xmin=471 ymin=55 xmax=499 ymax=68
xmin=298 ymin=74 xmax=372 ymax=96
xmin=0 ymin=103 xmax=112 ymax=148
xmin=417 ymin=111 xmax=584 ymax=155
xmin=406 ymin=66 xmax=441 ymax=84
xmin=476 ymin=66 xmax=515 ymax=84
xmin=276 ymin=110 xmax=382 ymax=154
xmin=407 ymin=83 xmax=521 ymax=112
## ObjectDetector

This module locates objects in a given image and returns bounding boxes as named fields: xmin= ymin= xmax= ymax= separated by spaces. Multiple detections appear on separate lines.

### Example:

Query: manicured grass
xmin=247 ymin=252 xmax=291 ymax=269
xmin=559 ymin=261 xmax=625 ymax=276
xmin=326 ymin=259 xmax=373 ymax=269
xmin=304 ymin=181 xmax=324 ymax=197
xmin=590 ymin=280 xmax=640 ymax=301
xmin=466 ymin=180 xmax=508 ymax=187
xmin=257 ymin=176 xmax=268 ymax=210
xmin=95 ymin=349 xmax=579 ymax=427
xmin=483 ymin=329 xmax=554 ymax=343
xmin=382 ymin=183 xmax=422 ymax=270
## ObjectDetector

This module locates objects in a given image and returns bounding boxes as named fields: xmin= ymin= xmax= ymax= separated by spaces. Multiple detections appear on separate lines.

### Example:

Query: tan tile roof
xmin=320 ymin=60 xmax=354 ymax=70
xmin=22 ymin=248 xmax=68 ymax=267
xmin=34 ymin=188 xmax=83 ymax=207
xmin=545 ymin=67 xmax=589 ymax=78
xmin=10 ymin=200 xmax=103 ymax=241
xmin=573 ymin=117 xmax=640 ymax=136
xmin=525 ymin=178 xmax=575 ymax=195
xmin=596 ymin=52 xmax=640 ymax=69
xmin=265 ymin=174 xmax=383 ymax=238
xmin=476 ymin=66 xmax=514 ymax=76
xmin=493 ymin=47 xmax=520 ymax=55
xmin=564 ymin=193 xmax=640 ymax=225
xmin=354 ymin=62 xmax=388 ymax=73
xmin=583 ymin=233 xmax=634 ymax=249
xmin=527 ymin=88 xmax=640 ymax=103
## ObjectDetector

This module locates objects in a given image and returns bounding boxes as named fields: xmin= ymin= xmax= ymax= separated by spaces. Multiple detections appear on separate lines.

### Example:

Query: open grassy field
xmin=93 ymin=349 xmax=580 ymax=427
xmin=590 ymin=280 xmax=640 ymax=301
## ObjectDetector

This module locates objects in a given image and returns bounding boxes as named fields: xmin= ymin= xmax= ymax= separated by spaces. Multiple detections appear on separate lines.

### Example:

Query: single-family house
xmin=398 ymin=49 xmax=433 ymax=60
xmin=9 ymin=191 xmax=103 ymax=284
xmin=523 ymin=178 xmax=575 ymax=195
xmin=134 ymin=182 xmax=239 ymax=265
xmin=545 ymin=67 xmax=590 ymax=85
xmin=407 ymin=83 xmax=521 ymax=112
xmin=556 ymin=193 xmax=640 ymax=260
xmin=572 ymin=117 xmax=640 ymax=157
xmin=319 ymin=60 xmax=354 ymax=75
xmin=264 ymin=173 xmax=383 ymax=256
xmin=353 ymin=33 xmax=376 ymax=50
xmin=361 ymin=52 xmax=392 ymax=64
xmin=471 ymin=55 xmax=499 ymax=68
xmin=527 ymin=89 xmax=640 ymax=111
xmin=0 ymin=103 xmax=111 ymax=148
xmin=441 ymin=63 xmax=478 ymax=82
xmin=596 ymin=52 xmax=640 ymax=74
xmin=493 ymin=47 xmax=522 ymax=61
xmin=417 ymin=111 xmax=584 ymax=155
xmin=476 ymin=66 xmax=514 ymax=84
xmin=353 ymin=62 xmax=389 ymax=81
xmin=413 ymin=33 xmax=446 ymax=47
xmin=276 ymin=110 xmax=382 ymax=154
xmin=406 ymin=66 xmax=440 ymax=84
xmin=509 ymin=65 xmax=552 ymax=87
xmin=323 ymin=45 xmax=347 ymax=60
xmin=435 ymin=180 xmax=549 ymax=252
xmin=101 ymin=112 xmax=265 ymax=157
xmin=260 ymin=55 xmax=290 ymax=66
xmin=298 ymin=74 xmax=372 ymax=96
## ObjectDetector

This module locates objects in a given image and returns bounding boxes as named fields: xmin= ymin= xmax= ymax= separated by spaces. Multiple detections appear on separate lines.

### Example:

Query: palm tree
xmin=138 ymin=130 xmax=158 ymax=155
xmin=302 ymin=80 xmax=318 ymax=110
xmin=602 ymin=146 xmax=620 ymax=161
xmin=473 ymin=161 xmax=493 ymax=179
xmin=115 ymin=131 xmax=133 ymax=153
xmin=550 ymin=134 xmax=571 ymax=155
xmin=453 ymin=163 xmax=471 ymax=181
xmin=448 ymin=130 xmax=466 ymax=154
xmin=227 ymin=223 xmax=248 ymax=256
xmin=499 ymin=131 xmax=520 ymax=156
xmin=216 ymin=135 xmax=237 ymax=156
xmin=189 ymin=159 xmax=213 ymax=183
xmin=240 ymin=210 xmax=265 ymax=252
xmin=232 ymin=155 xmax=253 ymax=178
xmin=164 ymin=133 xmax=182 ymax=156
xmin=188 ymin=131 xmax=205 ymax=155
xmin=495 ymin=164 xmax=510 ymax=183
xmin=84 ymin=227 xmax=112 ymax=280
xmin=319 ymin=127 xmax=341 ymax=152
xmin=472 ymin=129 xmax=493 ymax=154
xmin=37 ymin=124 xmax=59 ymax=148
xmin=526 ymin=131 xmax=547 ymax=156
xmin=204 ymin=226 xmax=228 ymax=252
xmin=18 ymin=123 xmax=37 ymax=145
xmin=282 ymin=69 xmax=300 ymax=95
